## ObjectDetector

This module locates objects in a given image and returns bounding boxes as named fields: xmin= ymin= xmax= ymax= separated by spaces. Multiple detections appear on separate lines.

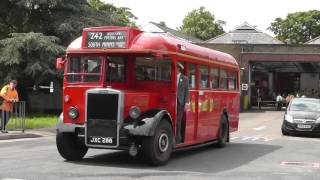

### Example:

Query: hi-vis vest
xmin=0 ymin=85 xmax=19 ymax=112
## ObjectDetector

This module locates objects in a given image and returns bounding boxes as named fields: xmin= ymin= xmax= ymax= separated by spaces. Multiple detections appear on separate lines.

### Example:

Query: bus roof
xmin=67 ymin=26 xmax=238 ymax=68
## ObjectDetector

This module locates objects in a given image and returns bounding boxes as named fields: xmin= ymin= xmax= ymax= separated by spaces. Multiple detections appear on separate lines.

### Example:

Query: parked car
xmin=281 ymin=98 xmax=320 ymax=136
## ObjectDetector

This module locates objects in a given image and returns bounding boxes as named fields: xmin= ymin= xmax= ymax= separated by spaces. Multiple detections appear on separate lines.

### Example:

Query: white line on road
xmin=253 ymin=126 xmax=266 ymax=131
xmin=231 ymin=135 xmax=273 ymax=142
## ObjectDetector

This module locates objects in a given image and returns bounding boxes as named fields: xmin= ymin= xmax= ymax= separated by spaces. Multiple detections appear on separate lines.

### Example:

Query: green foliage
xmin=88 ymin=0 xmax=137 ymax=27
xmin=0 ymin=0 xmax=138 ymax=44
xmin=0 ymin=32 xmax=65 ymax=85
xmin=269 ymin=10 xmax=320 ymax=44
xmin=180 ymin=7 xmax=225 ymax=41
xmin=0 ymin=0 xmax=137 ymax=89
xmin=7 ymin=115 xmax=58 ymax=129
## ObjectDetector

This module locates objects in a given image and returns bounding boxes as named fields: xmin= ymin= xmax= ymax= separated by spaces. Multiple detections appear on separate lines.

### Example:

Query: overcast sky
xmin=103 ymin=0 xmax=320 ymax=36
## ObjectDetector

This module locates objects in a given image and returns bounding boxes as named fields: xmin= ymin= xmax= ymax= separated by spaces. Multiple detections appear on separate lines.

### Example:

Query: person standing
xmin=276 ymin=93 xmax=283 ymax=111
xmin=176 ymin=63 xmax=189 ymax=143
xmin=0 ymin=80 xmax=19 ymax=133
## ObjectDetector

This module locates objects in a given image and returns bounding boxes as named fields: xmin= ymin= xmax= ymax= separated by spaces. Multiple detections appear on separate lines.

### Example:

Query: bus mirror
xmin=56 ymin=57 xmax=65 ymax=70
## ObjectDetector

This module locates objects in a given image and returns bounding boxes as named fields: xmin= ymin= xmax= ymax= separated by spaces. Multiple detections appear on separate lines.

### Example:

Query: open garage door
xmin=250 ymin=61 xmax=320 ymax=106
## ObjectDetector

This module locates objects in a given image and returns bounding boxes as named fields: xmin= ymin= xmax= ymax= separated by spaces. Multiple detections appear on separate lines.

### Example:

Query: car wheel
xmin=56 ymin=132 xmax=88 ymax=161
xmin=142 ymin=120 xmax=173 ymax=166
xmin=216 ymin=115 xmax=229 ymax=148
xmin=281 ymin=124 xmax=290 ymax=136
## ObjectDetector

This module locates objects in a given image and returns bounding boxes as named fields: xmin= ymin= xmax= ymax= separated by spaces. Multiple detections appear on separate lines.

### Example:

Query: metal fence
xmin=0 ymin=101 xmax=26 ymax=132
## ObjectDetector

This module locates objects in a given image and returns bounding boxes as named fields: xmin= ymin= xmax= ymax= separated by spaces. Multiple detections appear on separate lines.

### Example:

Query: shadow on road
xmin=71 ymin=142 xmax=282 ymax=173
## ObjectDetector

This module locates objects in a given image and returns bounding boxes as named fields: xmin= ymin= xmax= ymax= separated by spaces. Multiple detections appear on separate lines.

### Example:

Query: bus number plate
xmin=89 ymin=136 xmax=113 ymax=144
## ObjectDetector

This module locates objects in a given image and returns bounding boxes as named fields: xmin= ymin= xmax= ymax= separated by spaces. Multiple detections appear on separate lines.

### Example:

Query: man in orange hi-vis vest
xmin=0 ymin=80 xmax=19 ymax=133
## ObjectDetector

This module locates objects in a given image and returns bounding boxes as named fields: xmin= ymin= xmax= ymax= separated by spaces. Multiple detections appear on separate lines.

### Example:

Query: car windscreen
xmin=289 ymin=99 xmax=320 ymax=111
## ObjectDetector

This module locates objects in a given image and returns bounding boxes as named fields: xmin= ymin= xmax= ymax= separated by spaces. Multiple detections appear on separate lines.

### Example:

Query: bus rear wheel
xmin=142 ymin=120 xmax=173 ymax=166
xmin=56 ymin=132 xmax=88 ymax=161
xmin=216 ymin=115 xmax=229 ymax=148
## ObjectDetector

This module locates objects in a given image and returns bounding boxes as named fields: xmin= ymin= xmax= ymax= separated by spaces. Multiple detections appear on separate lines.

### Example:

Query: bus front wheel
xmin=142 ymin=120 xmax=173 ymax=166
xmin=56 ymin=132 xmax=88 ymax=161
xmin=216 ymin=115 xmax=229 ymax=148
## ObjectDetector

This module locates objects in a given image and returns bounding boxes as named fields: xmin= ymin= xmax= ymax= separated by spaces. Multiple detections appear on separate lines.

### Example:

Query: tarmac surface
xmin=0 ymin=127 xmax=56 ymax=140
xmin=0 ymin=110 xmax=320 ymax=180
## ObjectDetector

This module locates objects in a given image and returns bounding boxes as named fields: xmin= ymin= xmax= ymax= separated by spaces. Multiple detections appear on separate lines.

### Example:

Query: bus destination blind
xmin=85 ymin=31 xmax=127 ymax=48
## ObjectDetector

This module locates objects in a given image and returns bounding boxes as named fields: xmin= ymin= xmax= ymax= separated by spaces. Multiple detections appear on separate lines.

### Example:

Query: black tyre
xmin=281 ymin=124 xmax=290 ymax=136
xmin=142 ymin=120 xmax=173 ymax=166
xmin=56 ymin=131 xmax=88 ymax=161
xmin=216 ymin=115 xmax=229 ymax=148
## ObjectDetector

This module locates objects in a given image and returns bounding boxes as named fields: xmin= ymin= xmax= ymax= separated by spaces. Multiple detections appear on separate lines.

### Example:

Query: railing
xmin=0 ymin=101 xmax=26 ymax=132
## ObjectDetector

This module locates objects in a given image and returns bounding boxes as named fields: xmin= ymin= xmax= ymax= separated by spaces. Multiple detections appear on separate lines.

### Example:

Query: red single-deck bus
xmin=56 ymin=26 xmax=239 ymax=165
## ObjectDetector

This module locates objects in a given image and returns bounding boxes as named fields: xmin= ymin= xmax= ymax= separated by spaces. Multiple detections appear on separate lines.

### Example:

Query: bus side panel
xmin=228 ymin=92 xmax=240 ymax=132
xmin=197 ymin=90 xmax=219 ymax=142
xmin=184 ymin=90 xmax=197 ymax=143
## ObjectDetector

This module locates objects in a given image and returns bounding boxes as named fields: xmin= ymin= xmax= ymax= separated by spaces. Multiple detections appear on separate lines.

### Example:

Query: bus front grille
xmin=86 ymin=92 xmax=120 ymax=147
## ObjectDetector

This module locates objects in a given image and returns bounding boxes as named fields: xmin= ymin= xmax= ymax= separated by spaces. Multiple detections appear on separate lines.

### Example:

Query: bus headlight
xmin=68 ymin=107 xmax=79 ymax=119
xmin=129 ymin=106 xmax=141 ymax=119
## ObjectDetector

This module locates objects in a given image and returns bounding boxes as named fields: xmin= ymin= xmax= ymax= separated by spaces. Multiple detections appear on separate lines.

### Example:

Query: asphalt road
xmin=0 ymin=110 xmax=320 ymax=180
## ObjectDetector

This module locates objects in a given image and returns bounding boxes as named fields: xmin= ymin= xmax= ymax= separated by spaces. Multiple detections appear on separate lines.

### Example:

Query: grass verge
xmin=5 ymin=115 xmax=58 ymax=130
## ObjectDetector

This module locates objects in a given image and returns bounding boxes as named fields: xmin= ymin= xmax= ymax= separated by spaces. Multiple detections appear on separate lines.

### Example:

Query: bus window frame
xmin=65 ymin=54 xmax=105 ymax=84
xmin=219 ymin=68 xmax=228 ymax=90
xmin=135 ymin=56 xmax=173 ymax=82
xmin=199 ymin=65 xmax=210 ymax=89
xmin=227 ymin=71 xmax=237 ymax=90
xmin=209 ymin=66 xmax=220 ymax=90
xmin=105 ymin=56 xmax=127 ymax=83
xmin=186 ymin=62 xmax=197 ymax=90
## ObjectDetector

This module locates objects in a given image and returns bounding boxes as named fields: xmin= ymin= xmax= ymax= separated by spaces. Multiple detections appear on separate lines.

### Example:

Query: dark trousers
xmin=176 ymin=103 xmax=184 ymax=143
xmin=1 ymin=110 xmax=10 ymax=130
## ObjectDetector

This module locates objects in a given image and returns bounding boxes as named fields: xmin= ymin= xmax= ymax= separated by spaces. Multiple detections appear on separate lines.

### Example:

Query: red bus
xmin=56 ymin=26 xmax=240 ymax=165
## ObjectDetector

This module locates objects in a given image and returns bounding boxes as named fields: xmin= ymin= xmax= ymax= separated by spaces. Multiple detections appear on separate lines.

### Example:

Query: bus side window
xmin=199 ymin=65 xmax=209 ymax=88
xmin=210 ymin=67 xmax=219 ymax=89
xmin=187 ymin=63 xmax=196 ymax=88
xmin=106 ymin=57 xmax=126 ymax=82
xmin=228 ymin=71 xmax=236 ymax=90
xmin=220 ymin=69 xmax=227 ymax=89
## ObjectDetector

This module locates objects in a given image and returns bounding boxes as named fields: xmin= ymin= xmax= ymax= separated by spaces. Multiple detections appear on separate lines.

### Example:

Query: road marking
xmin=280 ymin=161 xmax=320 ymax=168
xmin=2 ymin=178 xmax=26 ymax=180
xmin=253 ymin=126 xmax=266 ymax=131
xmin=231 ymin=135 xmax=272 ymax=142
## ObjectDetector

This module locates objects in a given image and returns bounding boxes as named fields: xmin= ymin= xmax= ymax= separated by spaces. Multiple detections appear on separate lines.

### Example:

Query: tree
xmin=88 ymin=0 xmax=137 ymax=27
xmin=179 ymin=7 xmax=225 ymax=41
xmin=269 ymin=10 xmax=320 ymax=44
xmin=0 ymin=0 xmax=138 ymax=45
xmin=0 ymin=32 xmax=65 ymax=101
xmin=0 ymin=0 xmax=137 ymax=107
xmin=0 ymin=33 xmax=65 ymax=83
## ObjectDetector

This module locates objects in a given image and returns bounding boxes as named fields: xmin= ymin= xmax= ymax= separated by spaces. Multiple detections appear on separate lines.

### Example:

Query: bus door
xmin=183 ymin=63 xmax=197 ymax=143
xmin=197 ymin=65 xmax=217 ymax=141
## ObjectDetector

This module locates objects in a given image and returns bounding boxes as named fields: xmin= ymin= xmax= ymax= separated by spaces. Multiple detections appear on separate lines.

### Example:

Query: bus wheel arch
xmin=124 ymin=109 xmax=173 ymax=137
